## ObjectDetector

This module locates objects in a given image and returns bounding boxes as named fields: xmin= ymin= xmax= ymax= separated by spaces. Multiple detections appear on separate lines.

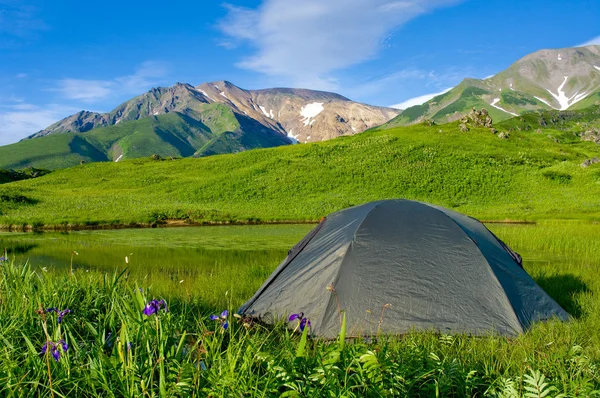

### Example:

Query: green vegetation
xmin=1 ymin=117 xmax=600 ymax=228
xmin=0 ymin=105 xmax=289 ymax=170
xmin=0 ymin=167 xmax=49 ymax=184
xmin=0 ymin=222 xmax=599 ymax=396
xmin=497 ymin=105 xmax=600 ymax=134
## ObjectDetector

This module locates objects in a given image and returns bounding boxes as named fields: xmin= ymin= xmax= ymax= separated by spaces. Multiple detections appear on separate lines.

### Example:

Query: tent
xmin=239 ymin=200 xmax=569 ymax=337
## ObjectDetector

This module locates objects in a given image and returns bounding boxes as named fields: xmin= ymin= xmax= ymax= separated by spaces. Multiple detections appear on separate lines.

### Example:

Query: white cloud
xmin=219 ymin=0 xmax=462 ymax=89
xmin=54 ymin=61 xmax=168 ymax=103
xmin=0 ymin=103 xmax=78 ymax=145
xmin=56 ymin=79 xmax=116 ymax=102
xmin=390 ymin=87 xmax=452 ymax=109
xmin=578 ymin=35 xmax=600 ymax=46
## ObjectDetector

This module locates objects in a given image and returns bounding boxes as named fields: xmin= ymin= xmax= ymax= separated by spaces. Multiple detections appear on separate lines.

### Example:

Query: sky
xmin=0 ymin=0 xmax=599 ymax=145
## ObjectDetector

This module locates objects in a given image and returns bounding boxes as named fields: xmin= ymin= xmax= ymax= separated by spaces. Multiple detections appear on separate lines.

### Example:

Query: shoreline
xmin=0 ymin=218 xmax=539 ymax=233
xmin=0 ymin=219 xmax=322 ymax=233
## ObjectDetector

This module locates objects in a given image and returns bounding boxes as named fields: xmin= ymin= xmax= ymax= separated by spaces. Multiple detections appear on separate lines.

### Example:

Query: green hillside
xmin=1 ymin=112 xmax=600 ymax=228
xmin=0 ymin=104 xmax=289 ymax=170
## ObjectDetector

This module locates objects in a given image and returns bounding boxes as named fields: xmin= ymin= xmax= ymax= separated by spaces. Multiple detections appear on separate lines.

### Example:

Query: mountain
xmin=384 ymin=45 xmax=600 ymax=128
xmin=1 ymin=81 xmax=399 ymax=170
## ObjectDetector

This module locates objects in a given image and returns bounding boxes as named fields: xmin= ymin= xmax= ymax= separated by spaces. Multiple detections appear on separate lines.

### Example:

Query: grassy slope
xmin=1 ymin=119 xmax=600 ymax=227
xmin=0 ymin=104 xmax=288 ymax=170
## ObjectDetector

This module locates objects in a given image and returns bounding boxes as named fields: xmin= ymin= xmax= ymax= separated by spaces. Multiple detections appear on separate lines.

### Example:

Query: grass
xmin=1 ymin=118 xmax=600 ymax=229
xmin=0 ymin=222 xmax=599 ymax=396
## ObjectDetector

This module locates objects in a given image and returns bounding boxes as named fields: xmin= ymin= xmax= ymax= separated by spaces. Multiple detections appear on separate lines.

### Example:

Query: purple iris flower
xmin=289 ymin=312 xmax=311 ymax=332
xmin=299 ymin=318 xmax=311 ymax=332
xmin=143 ymin=299 xmax=168 ymax=316
xmin=289 ymin=312 xmax=304 ymax=322
xmin=210 ymin=310 xmax=229 ymax=330
xmin=45 ymin=308 xmax=71 ymax=323
xmin=0 ymin=256 xmax=6 ymax=262
xmin=57 ymin=309 xmax=71 ymax=323
xmin=40 ymin=339 xmax=68 ymax=362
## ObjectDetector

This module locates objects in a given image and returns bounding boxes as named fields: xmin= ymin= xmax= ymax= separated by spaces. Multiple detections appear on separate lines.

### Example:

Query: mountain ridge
xmin=384 ymin=45 xmax=600 ymax=128
xmin=28 ymin=81 xmax=399 ymax=144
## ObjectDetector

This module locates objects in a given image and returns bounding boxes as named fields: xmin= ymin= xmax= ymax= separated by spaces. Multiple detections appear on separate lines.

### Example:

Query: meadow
xmin=0 ymin=221 xmax=599 ymax=396
xmin=1 ymin=120 xmax=600 ymax=230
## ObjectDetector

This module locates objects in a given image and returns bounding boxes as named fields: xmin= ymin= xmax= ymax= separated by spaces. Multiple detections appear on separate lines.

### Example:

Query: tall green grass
xmin=0 ymin=222 xmax=600 ymax=396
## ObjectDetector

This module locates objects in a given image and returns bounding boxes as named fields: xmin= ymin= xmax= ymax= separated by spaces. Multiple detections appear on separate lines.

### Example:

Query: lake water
xmin=0 ymin=225 xmax=314 ymax=308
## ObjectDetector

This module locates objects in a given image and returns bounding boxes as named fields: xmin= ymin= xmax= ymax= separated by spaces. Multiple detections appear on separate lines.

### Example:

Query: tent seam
xmin=317 ymin=200 xmax=386 ymax=335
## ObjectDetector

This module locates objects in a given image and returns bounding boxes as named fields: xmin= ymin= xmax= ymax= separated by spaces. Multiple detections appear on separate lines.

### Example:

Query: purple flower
xmin=57 ymin=309 xmax=71 ymax=323
xmin=289 ymin=312 xmax=304 ymax=322
xmin=40 ymin=340 xmax=68 ymax=362
xmin=210 ymin=310 xmax=229 ymax=330
xmin=143 ymin=299 xmax=168 ymax=316
xmin=0 ymin=256 xmax=6 ymax=262
xmin=289 ymin=312 xmax=311 ymax=332
xmin=299 ymin=318 xmax=311 ymax=332
xmin=45 ymin=308 xmax=71 ymax=323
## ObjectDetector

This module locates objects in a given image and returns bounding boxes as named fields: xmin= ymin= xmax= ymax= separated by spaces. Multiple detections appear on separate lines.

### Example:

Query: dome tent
xmin=239 ymin=200 xmax=569 ymax=338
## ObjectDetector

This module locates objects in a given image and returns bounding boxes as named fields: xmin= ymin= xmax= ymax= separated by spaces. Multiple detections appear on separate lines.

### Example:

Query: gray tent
xmin=239 ymin=200 xmax=569 ymax=337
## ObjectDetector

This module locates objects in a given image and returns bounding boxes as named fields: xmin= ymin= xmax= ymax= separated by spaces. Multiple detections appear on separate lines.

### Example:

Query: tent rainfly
xmin=239 ymin=200 xmax=569 ymax=337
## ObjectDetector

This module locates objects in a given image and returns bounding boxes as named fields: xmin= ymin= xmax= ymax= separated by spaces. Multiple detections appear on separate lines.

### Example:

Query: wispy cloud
xmin=390 ymin=88 xmax=452 ymax=109
xmin=219 ymin=0 xmax=463 ymax=89
xmin=343 ymin=66 xmax=473 ymax=104
xmin=53 ymin=61 xmax=169 ymax=103
xmin=578 ymin=35 xmax=600 ymax=46
xmin=0 ymin=102 xmax=78 ymax=145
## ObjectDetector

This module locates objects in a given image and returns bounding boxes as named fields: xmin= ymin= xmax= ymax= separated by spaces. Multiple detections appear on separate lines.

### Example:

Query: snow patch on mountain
xmin=259 ymin=106 xmax=272 ymax=118
xmin=490 ymin=98 xmax=518 ymax=117
xmin=546 ymin=76 xmax=591 ymax=110
xmin=300 ymin=102 xmax=324 ymax=126
xmin=115 ymin=154 xmax=123 ymax=162
xmin=558 ymin=54 xmax=562 ymax=60
xmin=595 ymin=65 xmax=600 ymax=71
xmin=219 ymin=91 xmax=229 ymax=99
xmin=287 ymin=129 xmax=299 ymax=144
xmin=198 ymin=89 xmax=215 ymax=101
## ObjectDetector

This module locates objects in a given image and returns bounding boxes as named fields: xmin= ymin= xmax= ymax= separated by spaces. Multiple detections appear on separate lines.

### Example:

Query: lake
xmin=0 ymin=225 xmax=314 ymax=309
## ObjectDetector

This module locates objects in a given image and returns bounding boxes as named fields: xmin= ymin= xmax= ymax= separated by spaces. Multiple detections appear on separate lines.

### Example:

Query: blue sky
xmin=0 ymin=0 xmax=598 ymax=145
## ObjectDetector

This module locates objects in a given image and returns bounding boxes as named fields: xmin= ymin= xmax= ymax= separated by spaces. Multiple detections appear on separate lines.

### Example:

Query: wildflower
xmin=210 ymin=310 xmax=229 ymax=330
xmin=0 ymin=256 xmax=6 ymax=262
xmin=289 ymin=312 xmax=311 ymax=332
xmin=143 ymin=299 xmax=168 ymax=316
xmin=57 ymin=309 xmax=71 ymax=323
xmin=40 ymin=339 xmax=68 ymax=362
xmin=45 ymin=308 xmax=71 ymax=323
